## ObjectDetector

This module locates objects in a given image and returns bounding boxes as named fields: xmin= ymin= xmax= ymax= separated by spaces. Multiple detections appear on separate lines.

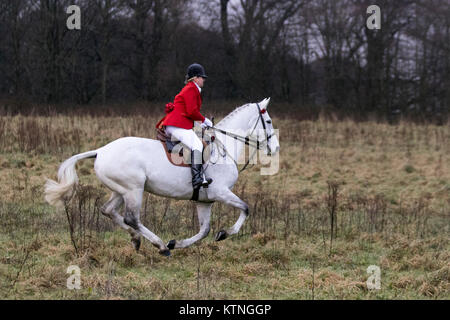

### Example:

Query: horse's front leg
xmin=211 ymin=189 xmax=249 ymax=241
xmin=167 ymin=202 xmax=213 ymax=250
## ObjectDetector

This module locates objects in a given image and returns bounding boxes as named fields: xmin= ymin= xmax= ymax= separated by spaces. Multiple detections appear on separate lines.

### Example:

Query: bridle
xmin=208 ymin=103 xmax=274 ymax=172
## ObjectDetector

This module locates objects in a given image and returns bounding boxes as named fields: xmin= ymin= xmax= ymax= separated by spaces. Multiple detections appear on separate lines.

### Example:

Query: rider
xmin=157 ymin=63 xmax=213 ymax=190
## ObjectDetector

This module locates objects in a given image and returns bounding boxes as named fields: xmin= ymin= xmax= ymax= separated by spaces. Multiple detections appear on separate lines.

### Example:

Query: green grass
xmin=0 ymin=114 xmax=449 ymax=299
xmin=2 ymin=226 xmax=447 ymax=299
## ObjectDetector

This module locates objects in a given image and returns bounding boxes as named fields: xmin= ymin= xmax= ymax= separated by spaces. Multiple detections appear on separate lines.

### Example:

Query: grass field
xmin=0 ymin=112 xmax=449 ymax=299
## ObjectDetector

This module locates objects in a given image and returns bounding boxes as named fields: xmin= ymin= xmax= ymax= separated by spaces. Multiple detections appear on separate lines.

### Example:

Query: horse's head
xmin=251 ymin=98 xmax=280 ymax=156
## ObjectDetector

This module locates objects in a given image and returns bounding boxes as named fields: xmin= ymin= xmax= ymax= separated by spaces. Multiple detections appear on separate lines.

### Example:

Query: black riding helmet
xmin=186 ymin=63 xmax=208 ymax=79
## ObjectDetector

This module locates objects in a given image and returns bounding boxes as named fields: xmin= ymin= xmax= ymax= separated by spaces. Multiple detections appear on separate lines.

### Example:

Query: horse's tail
xmin=44 ymin=150 xmax=98 ymax=207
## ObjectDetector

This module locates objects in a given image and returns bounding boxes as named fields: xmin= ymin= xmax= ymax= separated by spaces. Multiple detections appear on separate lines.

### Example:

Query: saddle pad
xmin=157 ymin=128 xmax=211 ymax=167
xmin=159 ymin=141 xmax=190 ymax=167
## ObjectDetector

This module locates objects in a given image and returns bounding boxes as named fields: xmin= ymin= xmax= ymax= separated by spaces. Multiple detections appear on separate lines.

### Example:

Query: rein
xmin=209 ymin=103 xmax=273 ymax=172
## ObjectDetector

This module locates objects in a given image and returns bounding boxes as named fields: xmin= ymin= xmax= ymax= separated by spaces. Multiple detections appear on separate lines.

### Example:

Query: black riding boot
xmin=191 ymin=150 xmax=213 ymax=189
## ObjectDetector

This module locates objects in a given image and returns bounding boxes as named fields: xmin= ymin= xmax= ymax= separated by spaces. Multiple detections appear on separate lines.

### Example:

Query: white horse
xmin=44 ymin=98 xmax=280 ymax=256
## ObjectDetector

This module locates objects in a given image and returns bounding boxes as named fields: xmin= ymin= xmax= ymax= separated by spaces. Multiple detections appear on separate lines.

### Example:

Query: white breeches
xmin=165 ymin=126 xmax=203 ymax=152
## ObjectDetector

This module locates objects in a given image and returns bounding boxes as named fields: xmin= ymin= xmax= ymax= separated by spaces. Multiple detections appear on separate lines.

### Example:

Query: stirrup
xmin=201 ymin=174 xmax=213 ymax=188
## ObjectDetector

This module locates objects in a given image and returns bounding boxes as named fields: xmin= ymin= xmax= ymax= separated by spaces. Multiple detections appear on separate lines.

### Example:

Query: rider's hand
xmin=201 ymin=117 xmax=213 ymax=129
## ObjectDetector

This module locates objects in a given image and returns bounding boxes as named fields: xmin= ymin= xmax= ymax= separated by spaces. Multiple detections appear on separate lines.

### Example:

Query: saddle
xmin=156 ymin=127 xmax=211 ymax=167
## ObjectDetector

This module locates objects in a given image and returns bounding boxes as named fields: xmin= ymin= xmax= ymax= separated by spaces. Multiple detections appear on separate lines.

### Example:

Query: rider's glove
xmin=201 ymin=117 xmax=213 ymax=129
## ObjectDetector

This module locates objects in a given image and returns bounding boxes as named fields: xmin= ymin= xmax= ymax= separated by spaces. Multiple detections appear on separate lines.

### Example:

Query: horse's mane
xmin=216 ymin=103 xmax=252 ymax=127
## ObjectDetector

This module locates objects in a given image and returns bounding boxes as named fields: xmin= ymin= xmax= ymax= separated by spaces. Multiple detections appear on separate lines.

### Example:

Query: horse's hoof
xmin=215 ymin=230 xmax=227 ymax=241
xmin=159 ymin=249 xmax=171 ymax=257
xmin=167 ymin=240 xmax=176 ymax=250
xmin=131 ymin=237 xmax=141 ymax=252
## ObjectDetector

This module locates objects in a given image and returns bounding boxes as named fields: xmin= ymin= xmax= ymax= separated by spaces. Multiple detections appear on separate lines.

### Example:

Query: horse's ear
xmin=260 ymin=97 xmax=271 ymax=109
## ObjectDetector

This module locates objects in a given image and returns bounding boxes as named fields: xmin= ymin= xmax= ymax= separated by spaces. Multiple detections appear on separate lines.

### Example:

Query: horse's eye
xmin=266 ymin=120 xmax=272 ymax=124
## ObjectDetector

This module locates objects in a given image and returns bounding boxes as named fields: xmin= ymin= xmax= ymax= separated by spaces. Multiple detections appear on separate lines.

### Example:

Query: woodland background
xmin=0 ymin=0 xmax=449 ymax=121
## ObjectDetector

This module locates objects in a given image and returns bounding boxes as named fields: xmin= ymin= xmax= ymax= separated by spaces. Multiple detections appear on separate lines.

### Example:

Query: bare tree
xmin=407 ymin=0 xmax=450 ymax=119
xmin=308 ymin=0 xmax=365 ymax=109
xmin=0 ymin=0 xmax=34 ymax=96
xmin=121 ymin=0 xmax=186 ymax=100
xmin=363 ymin=0 xmax=415 ymax=114
xmin=220 ymin=0 xmax=305 ymax=98
xmin=93 ymin=0 xmax=122 ymax=104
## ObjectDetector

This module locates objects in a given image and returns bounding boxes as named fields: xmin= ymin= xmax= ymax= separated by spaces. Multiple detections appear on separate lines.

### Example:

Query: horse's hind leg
xmin=167 ymin=202 xmax=213 ymax=250
xmin=101 ymin=191 xmax=142 ymax=251
xmin=122 ymin=189 xmax=170 ymax=256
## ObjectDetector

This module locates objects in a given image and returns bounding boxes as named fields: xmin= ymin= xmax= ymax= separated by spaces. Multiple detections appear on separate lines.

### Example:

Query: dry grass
xmin=0 ymin=111 xmax=449 ymax=299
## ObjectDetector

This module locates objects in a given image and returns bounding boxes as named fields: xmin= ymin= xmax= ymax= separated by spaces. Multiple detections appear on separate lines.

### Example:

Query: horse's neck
xmin=217 ymin=105 xmax=255 ymax=131
xmin=215 ymin=105 xmax=257 ymax=164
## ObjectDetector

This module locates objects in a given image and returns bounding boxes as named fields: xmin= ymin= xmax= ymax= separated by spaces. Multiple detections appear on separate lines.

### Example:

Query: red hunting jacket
xmin=156 ymin=82 xmax=205 ymax=130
